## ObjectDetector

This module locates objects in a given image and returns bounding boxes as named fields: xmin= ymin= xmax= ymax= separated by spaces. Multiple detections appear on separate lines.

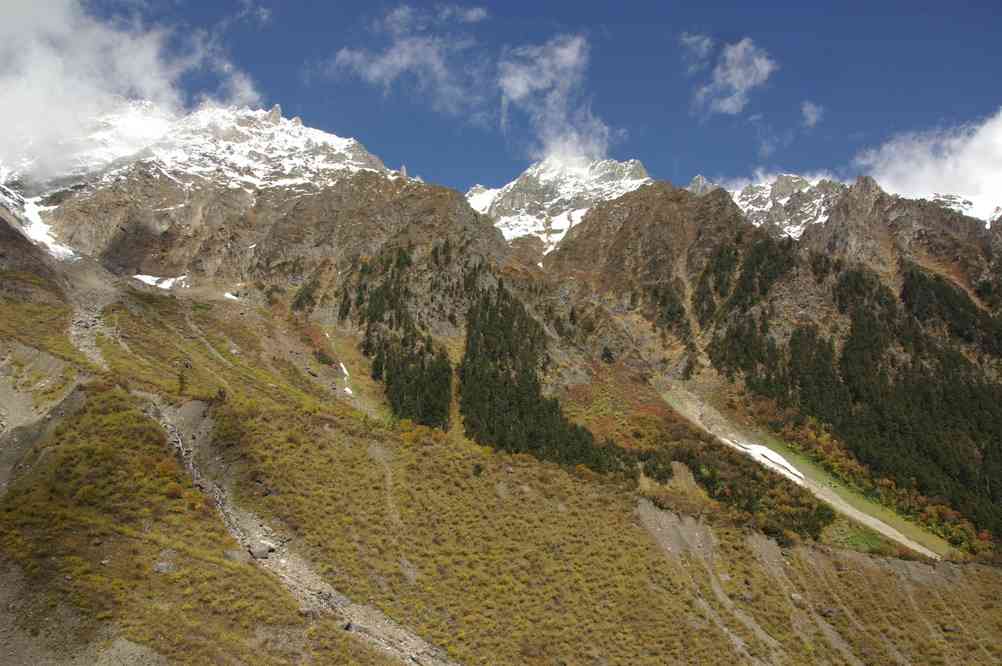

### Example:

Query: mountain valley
xmin=1 ymin=100 xmax=1002 ymax=665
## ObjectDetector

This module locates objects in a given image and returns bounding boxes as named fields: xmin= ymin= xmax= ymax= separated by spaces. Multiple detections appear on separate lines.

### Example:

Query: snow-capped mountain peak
xmin=467 ymin=156 xmax=651 ymax=253
xmin=1 ymin=100 xmax=390 ymax=196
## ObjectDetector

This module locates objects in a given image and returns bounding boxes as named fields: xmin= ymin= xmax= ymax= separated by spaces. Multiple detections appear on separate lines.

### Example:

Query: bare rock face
xmin=41 ymin=157 xmax=504 ymax=292
xmin=550 ymin=183 xmax=745 ymax=287
xmin=802 ymin=176 xmax=991 ymax=285
xmin=507 ymin=234 xmax=547 ymax=268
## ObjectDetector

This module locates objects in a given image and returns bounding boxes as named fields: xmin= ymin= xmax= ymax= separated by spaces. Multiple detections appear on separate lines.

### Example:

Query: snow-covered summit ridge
xmin=1 ymin=100 xmax=389 ymax=194
xmin=728 ymin=173 xmax=845 ymax=240
xmin=467 ymin=156 xmax=651 ymax=253
xmin=692 ymin=171 xmax=1000 ymax=236
xmin=687 ymin=173 xmax=845 ymax=240
xmin=930 ymin=194 xmax=1002 ymax=225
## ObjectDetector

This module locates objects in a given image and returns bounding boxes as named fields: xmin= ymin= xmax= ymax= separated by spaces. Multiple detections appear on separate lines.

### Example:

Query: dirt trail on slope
xmin=658 ymin=379 xmax=941 ymax=561
xmin=147 ymin=397 xmax=458 ymax=666
xmin=62 ymin=258 xmax=123 ymax=370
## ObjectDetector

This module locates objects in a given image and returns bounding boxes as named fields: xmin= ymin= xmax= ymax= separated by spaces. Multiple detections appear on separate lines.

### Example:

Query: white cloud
xmin=235 ymin=0 xmax=273 ymax=27
xmin=695 ymin=38 xmax=777 ymax=115
xmin=749 ymin=115 xmax=794 ymax=159
xmin=437 ymin=5 xmax=489 ymax=23
xmin=333 ymin=7 xmax=614 ymax=164
xmin=680 ymin=32 xmax=714 ymax=74
xmin=0 ymin=1 xmax=260 ymax=182
xmin=331 ymin=4 xmax=488 ymax=116
xmin=499 ymin=34 xmax=612 ymax=163
xmin=801 ymin=100 xmax=824 ymax=128
xmin=854 ymin=108 xmax=1002 ymax=221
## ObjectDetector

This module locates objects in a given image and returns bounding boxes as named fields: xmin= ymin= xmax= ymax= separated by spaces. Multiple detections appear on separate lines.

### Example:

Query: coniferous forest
xmin=459 ymin=286 xmax=835 ymax=540
xmin=710 ymin=251 xmax=1002 ymax=543
xmin=459 ymin=288 xmax=612 ymax=470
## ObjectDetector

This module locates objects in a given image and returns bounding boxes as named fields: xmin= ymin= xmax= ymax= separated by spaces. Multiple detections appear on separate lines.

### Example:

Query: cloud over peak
xmin=855 ymin=108 xmax=1002 ymax=221
xmin=331 ymin=4 xmax=488 ymax=116
xmin=0 ymin=0 xmax=261 ymax=182
xmin=499 ymin=34 xmax=611 ymax=163
xmin=332 ymin=6 xmax=616 ymax=164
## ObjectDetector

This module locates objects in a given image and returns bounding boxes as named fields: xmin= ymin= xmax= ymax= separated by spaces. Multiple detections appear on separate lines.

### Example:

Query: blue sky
xmin=8 ymin=1 xmax=1002 ymax=211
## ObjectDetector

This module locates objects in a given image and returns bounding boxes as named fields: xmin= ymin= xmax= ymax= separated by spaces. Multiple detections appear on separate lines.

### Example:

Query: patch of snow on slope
xmin=466 ymin=185 xmax=500 ymax=214
xmin=0 ymin=182 xmax=24 ymax=213
xmin=21 ymin=199 xmax=76 ymax=259
xmin=133 ymin=274 xmax=188 ymax=290
xmin=725 ymin=438 xmax=805 ymax=485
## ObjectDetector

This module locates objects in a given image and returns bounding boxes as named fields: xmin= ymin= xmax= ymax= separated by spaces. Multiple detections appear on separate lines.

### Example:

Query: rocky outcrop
xmin=802 ymin=176 xmax=991 ymax=285
xmin=45 ymin=167 xmax=505 ymax=293
xmin=686 ymin=175 xmax=721 ymax=196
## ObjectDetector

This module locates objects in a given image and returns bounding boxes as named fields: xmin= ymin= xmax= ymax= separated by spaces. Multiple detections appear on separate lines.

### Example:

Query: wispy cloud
xmin=330 ymin=5 xmax=616 ymax=164
xmin=235 ymin=0 xmax=273 ymax=27
xmin=694 ymin=37 xmax=777 ymax=115
xmin=855 ymin=108 xmax=1002 ymax=220
xmin=679 ymin=32 xmax=714 ymax=74
xmin=329 ymin=4 xmax=488 ymax=116
xmin=801 ymin=100 xmax=824 ymax=128
xmin=750 ymin=115 xmax=794 ymax=159
xmin=0 ymin=0 xmax=260 ymax=182
xmin=499 ymin=34 xmax=612 ymax=163
xmin=437 ymin=5 xmax=488 ymax=24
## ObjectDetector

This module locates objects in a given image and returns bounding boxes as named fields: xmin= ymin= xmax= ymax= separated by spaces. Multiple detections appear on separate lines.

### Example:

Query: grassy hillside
xmin=21 ymin=286 xmax=993 ymax=664
xmin=0 ymin=381 xmax=393 ymax=665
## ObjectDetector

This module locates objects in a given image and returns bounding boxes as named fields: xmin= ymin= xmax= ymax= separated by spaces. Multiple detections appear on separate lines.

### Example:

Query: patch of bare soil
xmin=0 ymin=562 xmax=167 ymax=666
xmin=636 ymin=499 xmax=780 ymax=665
